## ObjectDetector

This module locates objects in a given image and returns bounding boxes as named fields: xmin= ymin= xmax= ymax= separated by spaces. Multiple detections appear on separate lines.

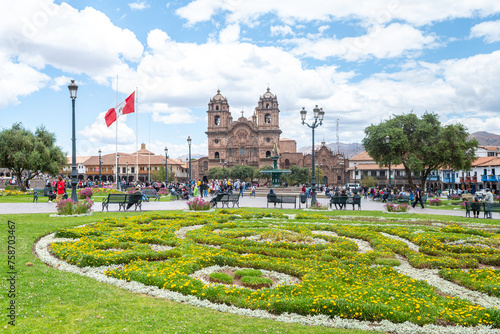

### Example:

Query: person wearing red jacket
xmin=55 ymin=175 xmax=65 ymax=203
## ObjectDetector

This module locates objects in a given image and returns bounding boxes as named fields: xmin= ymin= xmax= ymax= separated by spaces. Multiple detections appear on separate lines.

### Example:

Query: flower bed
xmin=55 ymin=198 xmax=94 ymax=216
xmin=187 ymin=197 xmax=211 ymax=211
xmin=47 ymin=211 xmax=500 ymax=329
xmin=429 ymin=198 xmax=443 ymax=206
xmin=384 ymin=203 xmax=411 ymax=212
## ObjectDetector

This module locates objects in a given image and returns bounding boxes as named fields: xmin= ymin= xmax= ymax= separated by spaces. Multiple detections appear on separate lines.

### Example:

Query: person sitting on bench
xmin=127 ymin=187 xmax=142 ymax=210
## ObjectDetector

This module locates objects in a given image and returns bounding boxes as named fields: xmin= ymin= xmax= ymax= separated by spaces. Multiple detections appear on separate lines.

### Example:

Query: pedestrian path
xmin=1 ymin=196 xmax=497 ymax=220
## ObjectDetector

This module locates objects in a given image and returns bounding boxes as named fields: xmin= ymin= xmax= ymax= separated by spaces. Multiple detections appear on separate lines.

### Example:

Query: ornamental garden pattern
xmin=40 ymin=210 xmax=500 ymax=332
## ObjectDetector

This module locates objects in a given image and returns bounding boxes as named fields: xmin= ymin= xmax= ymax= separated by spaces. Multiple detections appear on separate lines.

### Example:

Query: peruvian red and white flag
xmin=105 ymin=91 xmax=135 ymax=127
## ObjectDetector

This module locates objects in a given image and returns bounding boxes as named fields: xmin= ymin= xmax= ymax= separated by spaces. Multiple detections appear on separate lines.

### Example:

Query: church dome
xmin=262 ymin=87 xmax=275 ymax=99
xmin=211 ymin=89 xmax=227 ymax=102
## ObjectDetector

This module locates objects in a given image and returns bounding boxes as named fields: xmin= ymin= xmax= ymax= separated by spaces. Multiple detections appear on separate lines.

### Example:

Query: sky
xmin=1 ymin=0 xmax=500 ymax=160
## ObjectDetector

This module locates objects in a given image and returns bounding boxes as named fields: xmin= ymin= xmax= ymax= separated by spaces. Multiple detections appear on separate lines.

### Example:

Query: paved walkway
xmin=1 ymin=196 xmax=498 ymax=219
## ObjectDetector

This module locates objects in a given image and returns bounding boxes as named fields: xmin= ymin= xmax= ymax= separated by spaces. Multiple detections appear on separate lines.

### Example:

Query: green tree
xmin=151 ymin=167 xmax=174 ymax=183
xmin=362 ymin=112 xmax=478 ymax=190
xmin=207 ymin=167 xmax=224 ymax=180
xmin=0 ymin=123 xmax=67 ymax=192
xmin=230 ymin=165 xmax=256 ymax=181
xmin=314 ymin=166 xmax=324 ymax=185
xmin=360 ymin=172 xmax=377 ymax=188
xmin=281 ymin=165 xmax=310 ymax=185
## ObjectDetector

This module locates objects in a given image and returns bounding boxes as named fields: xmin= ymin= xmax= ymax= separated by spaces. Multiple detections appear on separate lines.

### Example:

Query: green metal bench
xmin=102 ymin=194 xmax=128 ymax=211
xmin=142 ymin=188 xmax=160 ymax=201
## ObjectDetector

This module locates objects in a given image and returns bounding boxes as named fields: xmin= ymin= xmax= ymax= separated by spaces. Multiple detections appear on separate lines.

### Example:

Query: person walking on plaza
xmin=412 ymin=184 xmax=425 ymax=209
xmin=484 ymin=188 xmax=494 ymax=219
xmin=55 ymin=175 xmax=65 ymax=204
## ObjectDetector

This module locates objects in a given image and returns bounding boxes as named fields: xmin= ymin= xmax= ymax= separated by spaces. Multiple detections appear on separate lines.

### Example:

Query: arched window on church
xmin=265 ymin=114 xmax=271 ymax=123
xmin=214 ymin=152 xmax=220 ymax=159
xmin=216 ymin=105 xmax=219 ymax=111
xmin=240 ymin=147 xmax=245 ymax=156
xmin=266 ymin=151 xmax=271 ymax=158
xmin=228 ymin=148 xmax=232 ymax=156
xmin=285 ymin=159 xmax=290 ymax=168
xmin=214 ymin=116 xmax=220 ymax=125
xmin=266 ymin=103 xmax=270 ymax=109
xmin=204 ymin=161 xmax=208 ymax=169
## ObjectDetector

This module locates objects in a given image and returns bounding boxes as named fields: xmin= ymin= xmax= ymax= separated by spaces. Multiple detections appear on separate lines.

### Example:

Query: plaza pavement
xmin=1 ymin=194 xmax=498 ymax=219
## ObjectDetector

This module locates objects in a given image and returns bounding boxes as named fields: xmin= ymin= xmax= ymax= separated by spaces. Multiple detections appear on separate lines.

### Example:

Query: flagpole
xmin=148 ymin=115 xmax=151 ymax=184
xmin=136 ymin=87 xmax=139 ymax=184
xmin=115 ymin=75 xmax=119 ymax=190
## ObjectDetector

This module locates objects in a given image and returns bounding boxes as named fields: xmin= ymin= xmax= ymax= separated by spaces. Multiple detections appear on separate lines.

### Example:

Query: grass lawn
xmin=1 ymin=210 xmax=373 ymax=334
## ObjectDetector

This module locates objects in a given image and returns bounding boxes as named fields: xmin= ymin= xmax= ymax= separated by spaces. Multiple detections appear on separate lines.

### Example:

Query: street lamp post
xmin=98 ymin=149 xmax=102 ymax=185
xmin=300 ymin=105 xmax=325 ymax=206
xmin=116 ymin=154 xmax=120 ymax=190
xmin=68 ymin=80 xmax=79 ymax=202
xmin=187 ymin=136 xmax=192 ymax=187
xmin=385 ymin=135 xmax=391 ymax=191
xmin=164 ymin=147 xmax=168 ymax=184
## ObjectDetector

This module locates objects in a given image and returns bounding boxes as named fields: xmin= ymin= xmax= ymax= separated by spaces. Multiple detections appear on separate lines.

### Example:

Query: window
xmin=266 ymin=103 xmax=270 ymax=109
xmin=484 ymin=169 xmax=488 ymax=175
xmin=253 ymin=148 xmax=257 ymax=155
xmin=214 ymin=116 xmax=220 ymax=125
xmin=214 ymin=138 xmax=219 ymax=144
xmin=266 ymin=151 xmax=271 ymax=158
xmin=337 ymin=175 xmax=341 ymax=181
xmin=493 ymin=169 xmax=496 ymax=175
xmin=122 ymin=167 xmax=126 ymax=173
xmin=265 ymin=114 xmax=271 ymax=123
xmin=131 ymin=167 xmax=135 ymax=173
xmin=228 ymin=148 xmax=232 ymax=156
xmin=380 ymin=171 xmax=386 ymax=177
xmin=266 ymin=137 xmax=271 ymax=143
xmin=240 ymin=147 xmax=245 ymax=156
xmin=204 ymin=161 xmax=208 ymax=169
xmin=215 ymin=105 xmax=219 ymax=111
xmin=214 ymin=152 xmax=220 ymax=159
xmin=371 ymin=171 xmax=376 ymax=177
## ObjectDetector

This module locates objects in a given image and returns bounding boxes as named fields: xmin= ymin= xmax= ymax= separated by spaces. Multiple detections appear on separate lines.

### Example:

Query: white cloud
xmin=50 ymin=75 xmax=71 ymax=91
xmin=290 ymin=23 xmax=437 ymax=61
xmin=270 ymin=25 xmax=294 ymax=37
xmin=219 ymin=24 xmax=240 ymax=44
xmin=0 ymin=1 xmax=143 ymax=85
xmin=176 ymin=0 xmax=500 ymax=27
xmin=129 ymin=1 xmax=150 ymax=11
xmin=0 ymin=52 xmax=50 ymax=109
xmin=470 ymin=20 xmax=500 ymax=43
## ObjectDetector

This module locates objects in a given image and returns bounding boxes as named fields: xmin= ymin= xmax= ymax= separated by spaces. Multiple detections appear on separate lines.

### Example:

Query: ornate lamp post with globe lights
xmin=68 ymin=80 xmax=79 ymax=202
xmin=300 ymin=105 xmax=325 ymax=206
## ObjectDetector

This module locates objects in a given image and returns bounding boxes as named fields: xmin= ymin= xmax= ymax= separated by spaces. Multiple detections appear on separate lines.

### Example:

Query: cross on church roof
xmin=241 ymin=110 xmax=244 ymax=118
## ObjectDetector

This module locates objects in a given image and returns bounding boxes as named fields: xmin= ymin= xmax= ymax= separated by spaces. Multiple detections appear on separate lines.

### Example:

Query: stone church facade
xmin=199 ymin=88 xmax=351 ymax=186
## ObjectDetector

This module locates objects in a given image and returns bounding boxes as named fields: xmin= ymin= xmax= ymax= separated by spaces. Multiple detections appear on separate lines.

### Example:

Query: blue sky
xmin=1 ymin=0 xmax=500 ymax=160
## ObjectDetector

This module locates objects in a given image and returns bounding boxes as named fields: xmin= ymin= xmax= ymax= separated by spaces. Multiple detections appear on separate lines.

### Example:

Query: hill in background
xmin=470 ymin=131 xmax=500 ymax=146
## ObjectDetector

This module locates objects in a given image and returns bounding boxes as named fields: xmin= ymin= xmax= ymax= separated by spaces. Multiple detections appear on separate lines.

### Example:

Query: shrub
xmin=450 ymin=194 xmax=461 ymax=200
xmin=384 ymin=203 xmax=411 ymax=212
xmin=235 ymin=268 xmax=262 ymax=278
xmin=158 ymin=188 xmax=169 ymax=195
xmin=429 ymin=198 xmax=443 ymax=206
xmin=56 ymin=198 xmax=94 ymax=215
xmin=310 ymin=202 xmax=328 ymax=210
xmin=240 ymin=276 xmax=273 ymax=288
xmin=187 ymin=197 xmax=211 ymax=211
xmin=209 ymin=272 xmax=233 ymax=284
xmin=78 ymin=187 xmax=93 ymax=199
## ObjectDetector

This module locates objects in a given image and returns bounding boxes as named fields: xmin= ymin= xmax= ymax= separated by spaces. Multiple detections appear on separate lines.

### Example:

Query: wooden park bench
xmin=395 ymin=195 xmax=411 ymax=204
xmin=329 ymin=196 xmax=348 ymax=210
xmin=210 ymin=193 xmax=227 ymax=207
xmin=102 ymin=194 xmax=128 ymax=211
xmin=266 ymin=194 xmax=297 ymax=209
xmin=221 ymin=194 xmax=240 ymax=208
xmin=142 ymin=188 xmax=160 ymax=201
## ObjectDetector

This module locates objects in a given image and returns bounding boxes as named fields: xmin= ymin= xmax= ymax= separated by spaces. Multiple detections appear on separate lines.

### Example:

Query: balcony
xmin=442 ymin=177 xmax=455 ymax=183
xmin=472 ymin=177 xmax=477 ymax=183
xmin=459 ymin=177 xmax=464 ymax=183
xmin=488 ymin=175 xmax=498 ymax=182
xmin=465 ymin=177 xmax=472 ymax=183
xmin=481 ymin=175 xmax=488 ymax=182
xmin=427 ymin=175 xmax=440 ymax=181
